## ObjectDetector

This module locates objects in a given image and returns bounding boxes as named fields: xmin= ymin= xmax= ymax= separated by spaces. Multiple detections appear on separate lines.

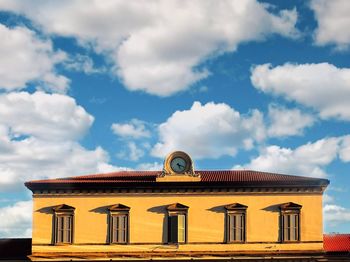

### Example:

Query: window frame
xmin=166 ymin=203 xmax=189 ymax=244
xmin=108 ymin=204 xmax=130 ymax=244
xmin=52 ymin=204 xmax=75 ymax=245
xmin=280 ymin=202 xmax=302 ymax=243
xmin=225 ymin=203 xmax=247 ymax=243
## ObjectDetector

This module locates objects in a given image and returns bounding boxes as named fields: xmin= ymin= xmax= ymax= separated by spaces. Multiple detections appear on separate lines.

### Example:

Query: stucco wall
xmin=32 ymin=192 xmax=323 ymax=251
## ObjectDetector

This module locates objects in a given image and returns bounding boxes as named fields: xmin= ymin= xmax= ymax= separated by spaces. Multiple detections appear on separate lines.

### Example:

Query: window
xmin=52 ymin=204 xmax=75 ymax=245
xmin=280 ymin=202 xmax=302 ymax=242
xmin=225 ymin=203 xmax=247 ymax=243
xmin=167 ymin=203 xmax=188 ymax=244
xmin=56 ymin=215 xmax=73 ymax=243
xmin=168 ymin=213 xmax=186 ymax=243
xmin=110 ymin=214 xmax=128 ymax=243
xmin=108 ymin=204 xmax=130 ymax=244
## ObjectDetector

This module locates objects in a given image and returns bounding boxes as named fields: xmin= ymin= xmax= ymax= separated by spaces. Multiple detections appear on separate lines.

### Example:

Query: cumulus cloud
xmin=152 ymin=101 xmax=265 ymax=159
xmin=323 ymin=193 xmax=334 ymax=204
xmin=251 ymin=63 xmax=350 ymax=121
xmin=64 ymin=54 xmax=106 ymax=74
xmin=137 ymin=161 xmax=163 ymax=171
xmin=267 ymin=105 xmax=315 ymax=137
xmin=324 ymin=204 xmax=350 ymax=224
xmin=0 ymin=24 xmax=69 ymax=93
xmin=0 ymin=92 xmax=121 ymax=192
xmin=339 ymin=135 xmax=350 ymax=162
xmin=234 ymin=137 xmax=340 ymax=178
xmin=0 ymin=201 xmax=32 ymax=237
xmin=112 ymin=119 xmax=153 ymax=162
xmin=310 ymin=0 xmax=350 ymax=50
xmin=117 ymin=142 xmax=146 ymax=162
xmin=0 ymin=92 xmax=93 ymax=141
xmin=111 ymin=119 xmax=151 ymax=139
xmin=0 ymin=0 xmax=299 ymax=96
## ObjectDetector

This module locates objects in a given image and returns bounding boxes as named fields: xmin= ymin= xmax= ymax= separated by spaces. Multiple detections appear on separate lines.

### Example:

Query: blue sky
xmin=0 ymin=0 xmax=350 ymax=237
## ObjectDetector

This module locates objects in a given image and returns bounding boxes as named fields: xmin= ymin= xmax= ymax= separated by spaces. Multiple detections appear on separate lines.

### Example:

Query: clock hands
xmin=177 ymin=163 xmax=185 ymax=169
xmin=170 ymin=157 xmax=187 ymax=172
xmin=168 ymin=154 xmax=192 ymax=174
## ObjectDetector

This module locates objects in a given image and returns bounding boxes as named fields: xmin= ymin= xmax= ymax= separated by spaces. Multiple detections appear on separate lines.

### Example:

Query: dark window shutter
xmin=110 ymin=214 xmax=128 ymax=243
xmin=55 ymin=215 xmax=72 ymax=244
xmin=227 ymin=213 xmax=245 ymax=242
xmin=119 ymin=215 xmax=127 ymax=243
xmin=281 ymin=214 xmax=284 ymax=241
xmin=112 ymin=216 xmax=117 ymax=243
xmin=281 ymin=213 xmax=299 ymax=242
xmin=168 ymin=215 xmax=178 ymax=243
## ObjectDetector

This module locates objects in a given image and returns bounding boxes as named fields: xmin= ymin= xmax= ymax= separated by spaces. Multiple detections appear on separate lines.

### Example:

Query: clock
xmin=170 ymin=157 xmax=187 ymax=173
xmin=163 ymin=151 xmax=193 ymax=175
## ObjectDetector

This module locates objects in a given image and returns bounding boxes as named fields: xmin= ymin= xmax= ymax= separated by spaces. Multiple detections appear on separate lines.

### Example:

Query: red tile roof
xmin=324 ymin=234 xmax=350 ymax=252
xmin=25 ymin=170 xmax=329 ymax=191
xmin=199 ymin=170 xmax=324 ymax=184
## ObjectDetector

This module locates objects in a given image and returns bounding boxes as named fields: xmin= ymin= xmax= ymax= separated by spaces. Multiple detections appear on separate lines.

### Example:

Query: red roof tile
xmin=324 ymin=234 xmax=350 ymax=252
xmin=72 ymin=171 xmax=159 ymax=180
xmin=25 ymin=170 xmax=329 ymax=190
xmin=199 ymin=170 xmax=323 ymax=183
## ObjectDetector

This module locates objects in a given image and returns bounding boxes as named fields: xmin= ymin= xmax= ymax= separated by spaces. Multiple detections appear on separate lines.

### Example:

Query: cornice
xmin=32 ymin=185 xmax=326 ymax=197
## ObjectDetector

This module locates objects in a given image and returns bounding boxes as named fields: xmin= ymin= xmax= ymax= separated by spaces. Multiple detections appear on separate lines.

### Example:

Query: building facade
xmin=25 ymin=151 xmax=329 ymax=261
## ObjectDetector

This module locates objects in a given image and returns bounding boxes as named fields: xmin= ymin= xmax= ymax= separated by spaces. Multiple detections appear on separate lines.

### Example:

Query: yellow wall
xmin=32 ymin=192 xmax=323 ymax=253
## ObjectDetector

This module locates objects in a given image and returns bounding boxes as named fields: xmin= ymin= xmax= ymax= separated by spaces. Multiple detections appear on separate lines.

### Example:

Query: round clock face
xmin=170 ymin=157 xmax=187 ymax=173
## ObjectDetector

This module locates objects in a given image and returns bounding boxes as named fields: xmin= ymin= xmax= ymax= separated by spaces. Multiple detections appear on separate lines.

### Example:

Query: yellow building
xmin=25 ymin=151 xmax=329 ymax=261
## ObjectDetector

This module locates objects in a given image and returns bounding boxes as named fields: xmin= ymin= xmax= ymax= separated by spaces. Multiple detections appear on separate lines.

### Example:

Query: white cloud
xmin=122 ymin=142 xmax=145 ymax=162
xmin=339 ymin=135 xmax=350 ymax=162
xmin=111 ymin=119 xmax=151 ymax=139
xmin=112 ymin=119 xmax=153 ymax=162
xmin=251 ymin=63 xmax=350 ymax=121
xmin=0 ymin=91 xmax=93 ymax=141
xmin=0 ymin=140 xmax=116 ymax=190
xmin=0 ymin=0 xmax=299 ymax=96
xmin=64 ymin=54 xmax=106 ymax=74
xmin=0 ymin=200 xmax=32 ymax=238
xmin=234 ymin=137 xmax=340 ymax=178
xmin=324 ymin=204 xmax=350 ymax=223
xmin=267 ymin=105 xmax=315 ymax=137
xmin=310 ymin=0 xmax=350 ymax=50
xmin=137 ymin=161 xmax=163 ymax=171
xmin=0 ymin=92 xmax=121 ymax=191
xmin=116 ymin=141 xmax=151 ymax=162
xmin=0 ymin=24 xmax=69 ymax=93
xmin=323 ymin=193 xmax=334 ymax=204
xmin=152 ymin=101 xmax=265 ymax=159
xmin=96 ymin=162 xmax=133 ymax=173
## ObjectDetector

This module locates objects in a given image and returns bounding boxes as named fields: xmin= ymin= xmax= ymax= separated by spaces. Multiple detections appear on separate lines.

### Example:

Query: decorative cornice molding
xmin=32 ymin=186 xmax=325 ymax=197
